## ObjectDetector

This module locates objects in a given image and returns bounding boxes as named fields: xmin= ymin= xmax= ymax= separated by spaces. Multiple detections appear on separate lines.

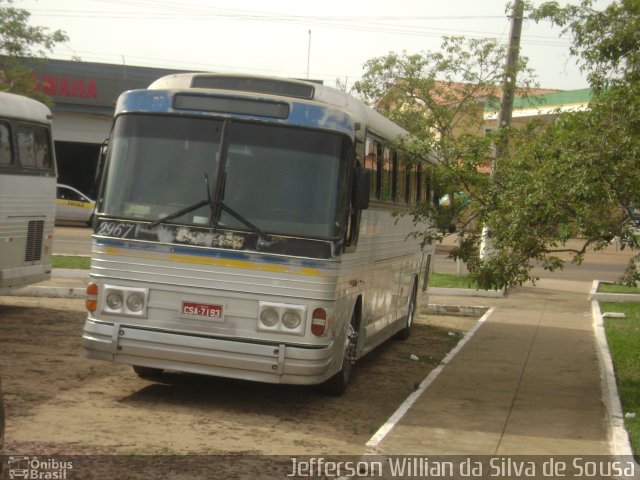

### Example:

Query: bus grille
xmin=25 ymin=220 xmax=44 ymax=262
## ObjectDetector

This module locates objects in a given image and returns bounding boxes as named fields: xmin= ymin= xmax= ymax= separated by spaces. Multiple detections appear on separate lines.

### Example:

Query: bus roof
xmin=148 ymin=73 xmax=409 ymax=143
xmin=0 ymin=92 xmax=52 ymax=124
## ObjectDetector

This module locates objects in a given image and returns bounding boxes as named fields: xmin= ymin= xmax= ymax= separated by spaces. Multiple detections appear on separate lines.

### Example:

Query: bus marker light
xmin=86 ymin=283 xmax=98 ymax=312
xmin=311 ymin=308 xmax=327 ymax=336
xmin=86 ymin=283 xmax=98 ymax=296
xmin=86 ymin=299 xmax=97 ymax=312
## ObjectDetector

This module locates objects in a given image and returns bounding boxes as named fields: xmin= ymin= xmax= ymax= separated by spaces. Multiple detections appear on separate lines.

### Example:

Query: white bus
xmin=82 ymin=74 xmax=436 ymax=394
xmin=0 ymin=92 xmax=57 ymax=295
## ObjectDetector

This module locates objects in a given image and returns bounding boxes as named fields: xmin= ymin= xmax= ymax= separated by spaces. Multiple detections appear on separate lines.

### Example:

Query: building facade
xmin=27 ymin=59 xmax=192 ymax=197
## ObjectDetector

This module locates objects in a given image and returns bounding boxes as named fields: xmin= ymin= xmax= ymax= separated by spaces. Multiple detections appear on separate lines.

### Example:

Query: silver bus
xmin=0 ymin=92 xmax=56 ymax=294
xmin=82 ymin=74 xmax=435 ymax=394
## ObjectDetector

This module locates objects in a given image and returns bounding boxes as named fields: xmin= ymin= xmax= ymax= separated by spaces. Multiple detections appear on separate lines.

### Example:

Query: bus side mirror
xmin=354 ymin=167 xmax=370 ymax=210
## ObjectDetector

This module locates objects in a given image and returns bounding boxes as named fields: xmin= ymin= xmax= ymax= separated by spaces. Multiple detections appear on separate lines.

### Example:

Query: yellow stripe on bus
xmin=101 ymin=246 xmax=325 ymax=276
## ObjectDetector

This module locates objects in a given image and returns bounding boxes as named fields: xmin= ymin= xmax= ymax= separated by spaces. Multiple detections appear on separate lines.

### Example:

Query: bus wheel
xmin=396 ymin=282 xmax=418 ymax=341
xmin=322 ymin=312 xmax=358 ymax=396
xmin=132 ymin=365 xmax=164 ymax=379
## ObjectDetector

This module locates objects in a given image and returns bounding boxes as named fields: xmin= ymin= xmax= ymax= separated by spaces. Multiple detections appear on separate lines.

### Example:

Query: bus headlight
xmin=106 ymin=292 xmax=123 ymax=310
xmin=282 ymin=311 xmax=301 ymax=329
xmin=102 ymin=285 xmax=149 ymax=318
xmin=260 ymin=308 xmax=279 ymax=327
xmin=126 ymin=293 xmax=145 ymax=313
xmin=258 ymin=302 xmax=306 ymax=335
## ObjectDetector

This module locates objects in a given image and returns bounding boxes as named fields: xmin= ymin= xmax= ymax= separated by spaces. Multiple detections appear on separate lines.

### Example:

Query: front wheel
xmin=322 ymin=313 xmax=358 ymax=396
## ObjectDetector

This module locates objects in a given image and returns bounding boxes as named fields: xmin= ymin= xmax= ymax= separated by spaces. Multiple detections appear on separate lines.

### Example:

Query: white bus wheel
xmin=321 ymin=311 xmax=358 ymax=396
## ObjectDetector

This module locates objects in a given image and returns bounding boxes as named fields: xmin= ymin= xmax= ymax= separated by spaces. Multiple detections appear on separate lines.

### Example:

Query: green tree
xmin=519 ymin=0 xmax=640 ymax=285
xmin=356 ymin=2 xmax=640 ymax=290
xmin=0 ymin=0 xmax=67 ymax=101
xmin=353 ymin=36 xmax=538 ymax=288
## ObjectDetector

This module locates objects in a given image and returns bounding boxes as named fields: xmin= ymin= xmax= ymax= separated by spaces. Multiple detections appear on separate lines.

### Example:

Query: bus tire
xmin=322 ymin=310 xmax=358 ymax=396
xmin=132 ymin=365 xmax=164 ymax=379
xmin=396 ymin=280 xmax=418 ymax=341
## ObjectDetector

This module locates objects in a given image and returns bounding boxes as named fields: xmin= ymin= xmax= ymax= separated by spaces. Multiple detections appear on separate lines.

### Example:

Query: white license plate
xmin=180 ymin=301 xmax=224 ymax=321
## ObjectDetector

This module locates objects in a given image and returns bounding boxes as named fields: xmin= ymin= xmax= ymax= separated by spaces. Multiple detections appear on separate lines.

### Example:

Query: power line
xmin=26 ymin=8 xmax=571 ymax=47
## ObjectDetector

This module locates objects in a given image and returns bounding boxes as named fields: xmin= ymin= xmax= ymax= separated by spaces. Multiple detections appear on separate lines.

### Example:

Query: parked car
xmin=56 ymin=184 xmax=95 ymax=226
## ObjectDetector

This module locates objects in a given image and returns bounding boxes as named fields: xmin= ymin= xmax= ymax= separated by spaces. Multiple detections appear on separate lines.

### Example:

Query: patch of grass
xmin=430 ymin=272 xmax=479 ymax=289
xmin=599 ymin=282 xmax=640 ymax=294
xmin=602 ymin=301 xmax=640 ymax=455
xmin=52 ymin=255 xmax=91 ymax=270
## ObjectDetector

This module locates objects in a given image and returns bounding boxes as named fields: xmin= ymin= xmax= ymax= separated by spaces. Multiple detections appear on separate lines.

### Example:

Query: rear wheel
xmin=396 ymin=281 xmax=418 ymax=341
xmin=322 ymin=311 xmax=359 ymax=396
xmin=132 ymin=365 xmax=164 ymax=379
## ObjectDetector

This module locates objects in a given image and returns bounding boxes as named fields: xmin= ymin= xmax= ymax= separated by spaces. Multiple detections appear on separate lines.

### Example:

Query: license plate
xmin=180 ymin=301 xmax=224 ymax=321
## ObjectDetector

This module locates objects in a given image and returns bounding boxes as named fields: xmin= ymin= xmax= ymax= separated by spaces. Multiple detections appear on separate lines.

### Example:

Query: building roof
xmin=484 ymin=88 xmax=592 ymax=119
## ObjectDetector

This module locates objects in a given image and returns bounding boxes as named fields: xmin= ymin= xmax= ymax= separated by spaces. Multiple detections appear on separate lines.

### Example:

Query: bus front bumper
xmin=82 ymin=319 xmax=338 ymax=385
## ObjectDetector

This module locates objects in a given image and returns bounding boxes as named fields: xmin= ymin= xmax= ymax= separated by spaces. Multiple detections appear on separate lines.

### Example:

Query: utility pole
xmin=306 ymin=30 xmax=311 ymax=80
xmin=480 ymin=0 xmax=525 ymax=260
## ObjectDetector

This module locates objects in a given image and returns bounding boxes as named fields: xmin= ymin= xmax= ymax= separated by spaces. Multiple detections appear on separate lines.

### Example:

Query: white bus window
xmin=0 ymin=122 xmax=11 ymax=166
xmin=17 ymin=124 xmax=52 ymax=171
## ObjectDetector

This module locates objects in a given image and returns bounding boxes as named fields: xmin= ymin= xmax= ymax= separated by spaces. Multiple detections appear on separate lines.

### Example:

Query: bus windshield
xmin=101 ymin=114 xmax=349 ymax=239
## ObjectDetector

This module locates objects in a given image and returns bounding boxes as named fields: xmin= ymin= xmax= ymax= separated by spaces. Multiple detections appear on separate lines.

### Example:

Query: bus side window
xmin=408 ymin=164 xmax=418 ymax=205
xmin=396 ymin=153 xmax=406 ymax=204
xmin=0 ymin=122 xmax=12 ymax=166
xmin=16 ymin=124 xmax=52 ymax=171
xmin=363 ymin=137 xmax=378 ymax=200
xmin=381 ymin=147 xmax=393 ymax=202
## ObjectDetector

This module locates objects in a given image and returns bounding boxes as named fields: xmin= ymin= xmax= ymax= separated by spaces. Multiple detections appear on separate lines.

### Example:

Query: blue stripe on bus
xmin=94 ymin=238 xmax=330 ymax=270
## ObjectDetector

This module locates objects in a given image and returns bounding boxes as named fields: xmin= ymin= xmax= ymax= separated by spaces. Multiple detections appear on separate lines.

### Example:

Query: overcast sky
xmin=16 ymin=0 xmax=614 ymax=91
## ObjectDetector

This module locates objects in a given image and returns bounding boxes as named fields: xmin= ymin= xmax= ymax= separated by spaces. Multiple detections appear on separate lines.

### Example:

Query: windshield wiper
xmin=148 ymin=198 xmax=209 ymax=229
xmin=205 ymin=171 xmax=273 ymax=242
xmin=150 ymin=172 xmax=272 ymax=243
xmin=217 ymin=199 xmax=272 ymax=243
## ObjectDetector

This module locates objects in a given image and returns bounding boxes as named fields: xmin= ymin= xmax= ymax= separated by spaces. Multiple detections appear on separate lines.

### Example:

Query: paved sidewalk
xmin=367 ymin=279 xmax=611 ymax=456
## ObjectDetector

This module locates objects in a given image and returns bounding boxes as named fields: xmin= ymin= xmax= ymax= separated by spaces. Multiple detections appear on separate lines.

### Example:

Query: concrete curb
xmin=8 ymin=286 xmax=86 ymax=299
xmin=588 ymin=280 xmax=640 ymax=302
xmin=591 ymin=299 xmax=634 ymax=457
xmin=425 ymin=304 xmax=489 ymax=317
xmin=428 ymin=286 xmax=505 ymax=298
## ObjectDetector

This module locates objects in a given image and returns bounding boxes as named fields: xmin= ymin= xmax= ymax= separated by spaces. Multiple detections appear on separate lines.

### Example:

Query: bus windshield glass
xmin=101 ymin=114 xmax=349 ymax=239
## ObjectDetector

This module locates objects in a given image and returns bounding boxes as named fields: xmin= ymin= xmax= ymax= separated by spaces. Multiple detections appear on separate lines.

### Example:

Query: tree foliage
xmin=523 ymin=0 xmax=640 ymax=285
xmin=356 ymin=3 xmax=640 ymax=289
xmin=0 ymin=0 xmax=67 ymax=100
xmin=354 ymin=36 xmax=536 ymax=242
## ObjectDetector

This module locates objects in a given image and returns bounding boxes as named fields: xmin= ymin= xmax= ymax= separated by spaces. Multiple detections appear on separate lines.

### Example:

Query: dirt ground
xmin=0 ymin=296 xmax=477 ymax=478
